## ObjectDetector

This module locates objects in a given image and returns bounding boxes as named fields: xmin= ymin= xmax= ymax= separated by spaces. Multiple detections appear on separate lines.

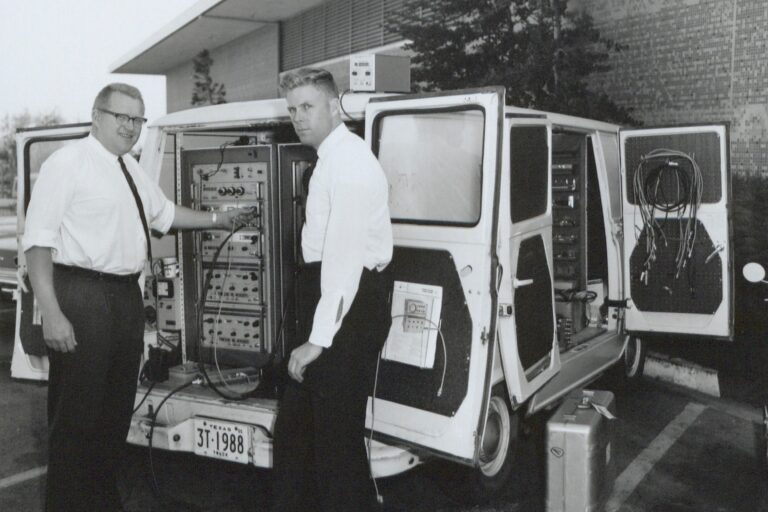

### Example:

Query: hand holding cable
xmin=213 ymin=206 xmax=259 ymax=230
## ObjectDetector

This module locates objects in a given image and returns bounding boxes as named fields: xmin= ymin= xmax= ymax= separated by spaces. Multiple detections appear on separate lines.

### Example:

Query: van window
xmin=374 ymin=108 xmax=484 ymax=225
xmin=510 ymin=126 xmax=549 ymax=222
xmin=23 ymin=134 xmax=88 ymax=212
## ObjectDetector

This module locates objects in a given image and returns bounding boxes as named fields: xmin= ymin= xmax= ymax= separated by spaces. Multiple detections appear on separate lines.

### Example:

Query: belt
xmin=298 ymin=260 xmax=385 ymax=276
xmin=53 ymin=263 xmax=141 ymax=284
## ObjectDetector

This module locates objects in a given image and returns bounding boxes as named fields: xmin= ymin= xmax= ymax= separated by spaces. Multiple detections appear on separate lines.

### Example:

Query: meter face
xmin=156 ymin=280 xmax=172 ymax=298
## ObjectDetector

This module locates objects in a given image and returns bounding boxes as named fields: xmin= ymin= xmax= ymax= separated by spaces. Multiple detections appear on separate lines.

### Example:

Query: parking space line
xmin=605 ymin=402 xmax=706 ymax=512
xmin=0 ymin=466 xmax=47 ymax=490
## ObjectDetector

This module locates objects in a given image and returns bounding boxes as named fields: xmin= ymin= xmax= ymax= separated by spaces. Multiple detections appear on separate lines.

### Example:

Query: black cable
xmin=338 ymin=89 xmax=363 ymax=122
xmin=156 ymin=331 xmax=178 ymax=350
xmin=196 ymin=225 xmax=257 ymax=401
xmin=643 ymin=163 xmax=689 ymax=213
xmin=633 ymin=149 xmax=703 ymax=280
xmin=132 ymin=379 xmax=156 ymax=415
xmin=198 ymin=141 xmax=235 ymax=180
xmin=555 ymin=288 xmax=598 ymax=303
xmin=196 ymin=218 xmax=278 ymax=400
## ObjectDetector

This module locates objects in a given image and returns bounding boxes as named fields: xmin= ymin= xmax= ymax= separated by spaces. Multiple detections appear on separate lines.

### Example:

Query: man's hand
xmin=288 ymin=342 xmax=323 ymax=383
xmin=219 ymin=207 xmax=259 ymax=230
xmin=42 ymin=309 xmax=77 ymax=353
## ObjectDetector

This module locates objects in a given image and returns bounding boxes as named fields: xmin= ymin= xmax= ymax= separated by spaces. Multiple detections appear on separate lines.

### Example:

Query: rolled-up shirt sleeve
xmin=126 ymin=156 xmax=175 ymax=235
xmin=21 ymin=150 xmax=75 ymax=254
xmin=308 ymin=176 xmax=373 ymax=348
xmin=144 ymin=176 xmax=175 ymax=234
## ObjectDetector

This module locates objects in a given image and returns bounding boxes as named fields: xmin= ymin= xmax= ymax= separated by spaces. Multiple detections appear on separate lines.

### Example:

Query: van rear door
xmin=620 ymin=125 xmax=732 ymax=338
xmin=12 ymin=124 xmax=90 ymax=380
xmin=364 ymin=88 xmax=504 ymax=463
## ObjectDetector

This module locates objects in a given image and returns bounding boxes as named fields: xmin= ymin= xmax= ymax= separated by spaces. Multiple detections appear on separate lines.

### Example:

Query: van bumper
xmin=128 ymin=387 xmax=422 ymax=477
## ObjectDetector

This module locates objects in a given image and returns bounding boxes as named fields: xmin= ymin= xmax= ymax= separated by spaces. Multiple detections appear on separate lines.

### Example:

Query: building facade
xmin=114 ymin=0 xmax=768 ymax=175
xmin=113 ymin=0 xmax=409 ymax=113
xmin=581 ymin=0 xmax=768 ymax=176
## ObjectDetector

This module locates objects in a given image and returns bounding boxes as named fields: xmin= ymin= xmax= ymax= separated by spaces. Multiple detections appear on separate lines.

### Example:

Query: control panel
xmin=201 ymin=310 xmax=264 ymax=353
xmin=552 ymin=135 xmax=588 ymax=348
xmin=552 ymin=161 xmax=585 ymax=282
xmin=179 ymin=146 xmax=275 ymax=368
xmin=204 ymin=265 xmax=262 ymax=310
xmin=349 ymin=54 xmax=411 ymax=93
xmin=170 ymin=142 xmax=317 ymax=370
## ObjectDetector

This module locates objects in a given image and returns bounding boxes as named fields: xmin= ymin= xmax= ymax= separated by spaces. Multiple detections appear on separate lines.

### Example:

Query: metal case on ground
xmin=546 ymin=389 xmax=616 ymax=512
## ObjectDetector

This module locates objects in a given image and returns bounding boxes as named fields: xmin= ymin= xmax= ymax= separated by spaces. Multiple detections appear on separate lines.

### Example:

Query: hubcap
xmin=479 ymin=396 xmax=512 ymax=477
xmin=625 ymin=336 xmax=643 ymax=377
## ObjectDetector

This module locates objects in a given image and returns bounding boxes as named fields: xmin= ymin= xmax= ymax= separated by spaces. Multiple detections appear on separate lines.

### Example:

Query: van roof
xmin=149 ymin=91 xmax=620 ymax=133
xmin=149 ymin=93 xmax=387 ymax=130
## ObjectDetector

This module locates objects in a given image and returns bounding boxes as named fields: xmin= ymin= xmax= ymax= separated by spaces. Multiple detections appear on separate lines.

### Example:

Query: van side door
xmin=12 ymin=124 xmax=91 ymax=380
xmin=497 ymin=118 xmax=559 ymax=405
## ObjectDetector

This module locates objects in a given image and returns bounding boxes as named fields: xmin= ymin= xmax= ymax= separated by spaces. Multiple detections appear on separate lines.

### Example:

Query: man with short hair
xmin=23 ymin=82 xmax=255 ymax=511
xmin=271 ymin=68 xmax=393 ymax=512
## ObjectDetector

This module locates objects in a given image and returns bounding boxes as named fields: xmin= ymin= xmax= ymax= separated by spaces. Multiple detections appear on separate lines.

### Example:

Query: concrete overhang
xmin=111 ymin=0 xmax=323 ymax=75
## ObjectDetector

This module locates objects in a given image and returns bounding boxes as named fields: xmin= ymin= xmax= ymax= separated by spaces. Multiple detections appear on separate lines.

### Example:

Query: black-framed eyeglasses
xmin=97 ymin=108 xmax=147 ymax=127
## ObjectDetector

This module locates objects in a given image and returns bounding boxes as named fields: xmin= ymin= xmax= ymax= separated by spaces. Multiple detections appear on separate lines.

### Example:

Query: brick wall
xmin=577 ymin=0 xmax=768 ymax=175
xmin=165 ymin=24 xmax=280 ymax=113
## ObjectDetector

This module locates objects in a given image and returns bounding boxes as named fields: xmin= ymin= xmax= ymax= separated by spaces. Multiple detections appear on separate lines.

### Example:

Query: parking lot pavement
xmin=650 ymin=334 xmax=768 ymax=409
xmin=1 ymin=313 xmax=767 ymax=512
xmin=0 ymin=310 xmax=47 ymax=512
xmin=114 ymin=377 xmax=768 ymax=512
xmin=605 ymin=381 xmax=768 ymax=512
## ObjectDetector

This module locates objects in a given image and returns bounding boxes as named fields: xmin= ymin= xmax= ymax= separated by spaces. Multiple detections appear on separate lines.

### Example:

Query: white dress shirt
xmin=22 ymin=135 xmax=175 ymax=275
xmin=303 ymin=124 xmax=393 ymax=348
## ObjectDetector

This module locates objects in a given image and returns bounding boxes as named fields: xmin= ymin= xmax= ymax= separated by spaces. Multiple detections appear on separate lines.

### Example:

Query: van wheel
xmin=434 ymin=386 xmax=523 ymax=504
xmin=624 ymin=335 xmax=646 ymax=379
xmin=464 ymin=386 xmax=522 ymax=502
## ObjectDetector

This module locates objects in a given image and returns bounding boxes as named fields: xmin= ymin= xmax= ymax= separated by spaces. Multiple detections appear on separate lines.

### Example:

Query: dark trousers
xmin=272 ymin=264 xmax=391 ymax=512
xmin=45 ymin=265 xmax=144 ymax=512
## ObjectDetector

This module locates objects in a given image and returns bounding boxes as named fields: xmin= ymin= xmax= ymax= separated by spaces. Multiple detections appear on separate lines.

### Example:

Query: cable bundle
xmin=633 ymin=148 xmax=703 ymax=282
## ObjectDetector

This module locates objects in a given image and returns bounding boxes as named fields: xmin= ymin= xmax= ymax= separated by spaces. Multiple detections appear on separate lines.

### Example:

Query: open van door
xmin=363 ymin=88 xmax=504 ymax=466
xmin=620 ymin=124 xmax=733 ymax=338
xmin=11 ymin=124 xmax=90 ymax=380
xmin=498 ymin=118 xmax=559 ymax=405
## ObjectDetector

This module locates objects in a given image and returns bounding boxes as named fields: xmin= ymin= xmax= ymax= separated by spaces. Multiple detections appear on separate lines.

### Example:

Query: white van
xmin=12 ymin=87 xmax=732 ymax=496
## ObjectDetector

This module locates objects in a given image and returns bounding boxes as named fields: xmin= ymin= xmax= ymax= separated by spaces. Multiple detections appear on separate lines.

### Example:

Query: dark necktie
xmin=300 ymin=159 xmax=317 ymax=223
xmin=302 ymin=159 xmax=316 ymax=198
xmin=117 ymin=156 xmax=153 ymax=263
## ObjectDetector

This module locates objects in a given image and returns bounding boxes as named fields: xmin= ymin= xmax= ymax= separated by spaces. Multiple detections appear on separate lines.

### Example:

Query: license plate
xmin=193 ymin=418 xmax=250 ymax=464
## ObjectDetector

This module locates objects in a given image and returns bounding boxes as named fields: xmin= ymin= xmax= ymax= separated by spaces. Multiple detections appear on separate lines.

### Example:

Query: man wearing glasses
xmin=23 ymin=83 xmax=255 ymax=511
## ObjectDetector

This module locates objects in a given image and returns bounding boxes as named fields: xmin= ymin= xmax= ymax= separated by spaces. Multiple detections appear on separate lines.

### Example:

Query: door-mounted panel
xmin=514 ymin=235 xmax=554 ymax=373
xmin=375 ymin=247 xmax=472 ymax=417
xmin=620 ymin=125 xmax=732 ymax=338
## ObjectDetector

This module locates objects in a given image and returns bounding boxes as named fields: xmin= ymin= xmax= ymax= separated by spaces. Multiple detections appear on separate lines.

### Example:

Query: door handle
xmin=513 ymin=278 xmax=534 ymax=288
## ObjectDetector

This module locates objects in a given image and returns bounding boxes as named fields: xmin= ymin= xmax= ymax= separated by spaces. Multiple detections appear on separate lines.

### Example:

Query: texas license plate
xmin=193 ymin=418 xmax=250 ymax=464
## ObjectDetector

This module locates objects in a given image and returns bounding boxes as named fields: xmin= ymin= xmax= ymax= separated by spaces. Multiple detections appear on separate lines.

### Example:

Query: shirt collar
xmin=86 ymin=133 xmax=124 ymax=163
xmin=316 ymin=123 xmax=348 ymax=160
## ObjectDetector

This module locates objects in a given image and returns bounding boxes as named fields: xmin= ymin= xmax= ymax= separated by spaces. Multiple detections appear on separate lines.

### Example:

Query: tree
xmin=191 ymin=50 xmax=227 ymax=106
xmin=0 ymin=110 xmax=64 ymax=199
xmin=391 ymin=0 xmax=638 ymax=125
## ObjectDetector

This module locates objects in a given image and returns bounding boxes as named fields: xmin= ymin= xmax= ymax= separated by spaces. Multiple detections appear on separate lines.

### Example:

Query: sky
xmin=0 ymin=0 xmax=200 ymax=125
